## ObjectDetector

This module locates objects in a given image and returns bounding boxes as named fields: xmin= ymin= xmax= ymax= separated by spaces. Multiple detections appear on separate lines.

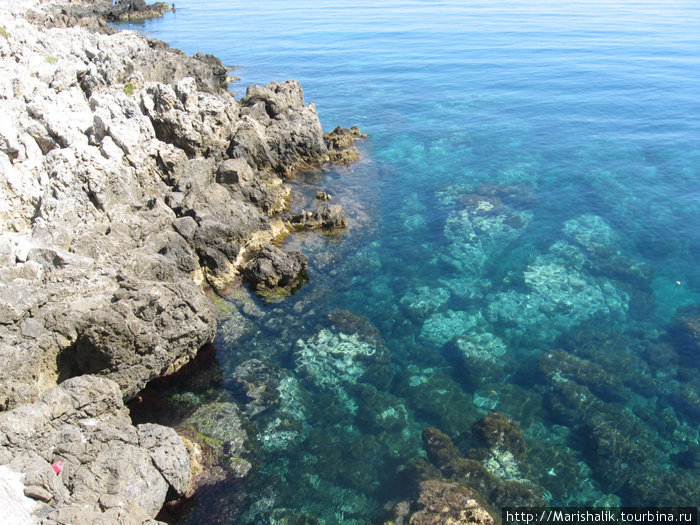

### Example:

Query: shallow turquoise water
xmin=124 ymin=1 xmax=700 ymax=522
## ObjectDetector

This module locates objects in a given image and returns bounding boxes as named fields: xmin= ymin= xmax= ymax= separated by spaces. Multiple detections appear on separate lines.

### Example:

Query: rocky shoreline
xmin=0 ymin=1 xmax=364 ymax=522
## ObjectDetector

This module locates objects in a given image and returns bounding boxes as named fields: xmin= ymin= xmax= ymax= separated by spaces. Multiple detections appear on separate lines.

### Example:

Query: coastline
xmin=0 ymin=0 xmax=364 ymax=522
xmin=6 ymin=1 xmax=698 ymax=522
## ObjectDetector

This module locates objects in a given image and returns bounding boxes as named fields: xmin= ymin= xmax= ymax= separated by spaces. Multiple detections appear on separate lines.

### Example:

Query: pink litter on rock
xmin=52 ymin=461 xmax=63 ymax=474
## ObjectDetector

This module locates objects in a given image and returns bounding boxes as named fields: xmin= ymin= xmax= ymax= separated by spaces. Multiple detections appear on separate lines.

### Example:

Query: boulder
xmin=288 ymin=203 xmax=349 ymax=230
xmin=241 ymin=244 xmax=308 ymax=297
xmin=229 ymin=81 xmax=328 ymax=175
xmin=324 ymin=125 xmax=367 ymax=165
xmin=323 ymin=125 xmax=366 ymax=148
xmin=385 ymin=479 xmax=494 ymax=525
xmin=71 ymin=280 xmax=217 ymax=400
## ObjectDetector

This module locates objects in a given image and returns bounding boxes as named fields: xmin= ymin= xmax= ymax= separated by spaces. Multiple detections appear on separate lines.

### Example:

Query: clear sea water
xmin=123 ymin=1 xmax=700 ymax=522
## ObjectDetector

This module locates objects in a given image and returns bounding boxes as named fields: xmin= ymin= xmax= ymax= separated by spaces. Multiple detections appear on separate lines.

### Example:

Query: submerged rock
xmin=538 ymin=349 xmax=627 ymax=403
xmin=471 ymin=412 xmax=526 ymax=459
xmin=396 ymin=367 xmax=476 ymax=437
xmin=294 ymin=328 xmax=382 ymax=391
xmin=399 ymin=286 xmax=451 ymax=322
xmin=443 ymin=188 xmax=533 ymax=275
xmin=409 ymin=413 xmax=547 ymax=511
xmin=563 ymin=214 xmax=621 ymax=255
xmin=230 ymin=359 xmax=284 ymax=418
xmin=490 ymin=480 xmax=545 ymax=507
xmin=325 ymin=309 xmax=386 ymax=349
xmin=385 ymin=479 xmax=494 ymax=525
xmin=422 ymin=427 xmax=461 ymax=469
xmin=183 ymin=399 xmax=252 ymax=479
xmin=419 ymin=309 xmax=483 ymax=347
xmin=669 ymin=306 xmax=700 ymax=366
xmin=443 ymin=331 xmax=509 ymax=388
xmin=487 ymin=244 xmax=629 ymax=345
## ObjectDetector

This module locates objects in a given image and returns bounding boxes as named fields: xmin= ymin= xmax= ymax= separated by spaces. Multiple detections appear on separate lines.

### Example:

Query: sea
xmin=121 ymin=1 xmax=700 ymax=522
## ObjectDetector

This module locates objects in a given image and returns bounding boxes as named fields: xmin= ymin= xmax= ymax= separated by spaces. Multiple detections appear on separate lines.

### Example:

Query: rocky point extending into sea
xmin=0 ymin=0 xmax=369 ymax=522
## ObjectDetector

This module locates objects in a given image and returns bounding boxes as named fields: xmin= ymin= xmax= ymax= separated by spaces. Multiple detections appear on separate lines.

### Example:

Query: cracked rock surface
xmin=0 ymin=375 xmax=188 ymax=524
xmin=0 ymin=0 xmax=365 ymax=521
xmin=0 ymin=0 xmax=358 ymax=410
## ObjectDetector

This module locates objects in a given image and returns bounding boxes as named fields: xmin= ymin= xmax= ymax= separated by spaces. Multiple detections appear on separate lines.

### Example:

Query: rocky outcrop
xmin=324 ymin=125 xmax=367 ymax=165
xmin=230 ymin=92 xmax=367 ymax=175
xmin=0 ymin=375 xmax=189 ymax=524
xmin=288 ymin=203 xmax=349 ymax=230
xmin=230 ymin=81 xmax=328 ymax=175
xmin=0 ymin=0 xmax=366 ymax=520
xmin=0 ymin=0 xmax=362 ymax=411
xmin=107 ymin=0 xmax=171 ymax=22
xmin=27 ymin=0 xmax=171 ymax=32
xmin=70 ymin=279 xmax=218 ymax=400
xmin=241 ymin=244 xmax=308 ymax=299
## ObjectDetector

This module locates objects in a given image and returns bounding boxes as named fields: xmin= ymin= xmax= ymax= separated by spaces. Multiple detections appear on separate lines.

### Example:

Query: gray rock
xmin=241 ymin=244 xmax=308 ymax=297
xmin=185 ymin=399 xmax=251 ymax=479
xmin=172 ymin=215 xmax=198 ymax=241
xmin=289 ymin=203 xmax=348 ymax=230
xmin=141 ymin=79 xmax=239 ymax=158
xmin=138 ymin=423 xmax=190 ymax=496
xmin=23 ymin=484 xmax=53 ymax=502
xmin=0 ymin=376 xmax=190 ymax=523
xmin=230 ymin=80 xmax=328 ymax=175
xmin=72 ymin=280 xmax=217 ymax=400
xmin=217 ymin=157 xmax=254 ymax=185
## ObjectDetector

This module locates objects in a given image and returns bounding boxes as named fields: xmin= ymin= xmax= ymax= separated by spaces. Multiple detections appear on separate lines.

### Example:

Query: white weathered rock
xmin=0 ymin=465 xmax=42 ymax=524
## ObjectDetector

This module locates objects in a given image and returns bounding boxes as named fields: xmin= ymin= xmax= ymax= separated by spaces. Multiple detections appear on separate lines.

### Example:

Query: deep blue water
xmin=124 ymin=1 xmax=700 ymax=522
